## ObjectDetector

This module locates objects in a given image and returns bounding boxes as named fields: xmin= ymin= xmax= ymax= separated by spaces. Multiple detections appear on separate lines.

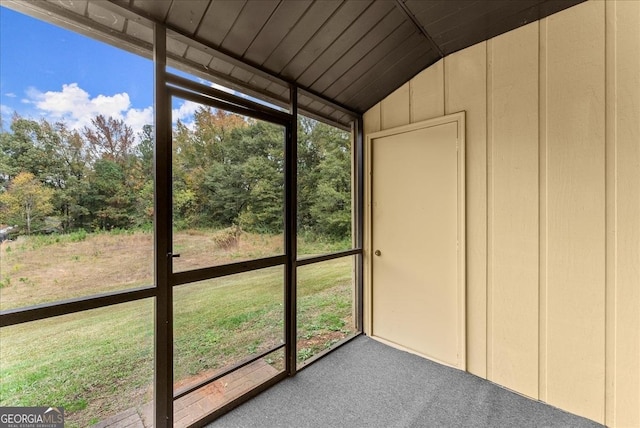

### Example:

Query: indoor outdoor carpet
xmin=209 ymin=335 xmax=603 ymax=428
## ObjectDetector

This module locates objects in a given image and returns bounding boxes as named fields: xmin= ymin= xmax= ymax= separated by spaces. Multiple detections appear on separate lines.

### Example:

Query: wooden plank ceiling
xmin=5 ymin=0 xmax=585 ymax=128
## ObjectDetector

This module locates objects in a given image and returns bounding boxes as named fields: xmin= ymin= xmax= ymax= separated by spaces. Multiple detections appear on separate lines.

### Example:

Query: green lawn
xmin=0 ymin=231 xmax=354 ymax=427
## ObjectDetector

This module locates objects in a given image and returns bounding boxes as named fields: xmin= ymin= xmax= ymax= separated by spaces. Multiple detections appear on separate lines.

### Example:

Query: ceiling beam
xmin=393 ymin=0 xmax=444 ymax=59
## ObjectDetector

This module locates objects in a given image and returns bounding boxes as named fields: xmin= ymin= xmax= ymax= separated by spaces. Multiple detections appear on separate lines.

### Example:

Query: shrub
xmin=212 ymin=225 xmax=241 ymax=250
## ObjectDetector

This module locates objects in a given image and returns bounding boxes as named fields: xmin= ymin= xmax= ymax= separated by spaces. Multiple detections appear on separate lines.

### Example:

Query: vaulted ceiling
xmin=4 ymin=0 xmax=585 ymax=127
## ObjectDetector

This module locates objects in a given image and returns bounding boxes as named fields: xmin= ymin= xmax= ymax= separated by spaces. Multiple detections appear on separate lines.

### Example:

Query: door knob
xmin=374 ymin=250 xmax=381 ymax=256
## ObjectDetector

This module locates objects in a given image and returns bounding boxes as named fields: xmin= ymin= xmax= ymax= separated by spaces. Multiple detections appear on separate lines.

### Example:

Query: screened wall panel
xmin=0 ymin=299 xmax=154 ymax=428
xmin=170 ymin=99 xmax=286 ymax=273
xmin=296 ymin=256 xmax=357 ymax=368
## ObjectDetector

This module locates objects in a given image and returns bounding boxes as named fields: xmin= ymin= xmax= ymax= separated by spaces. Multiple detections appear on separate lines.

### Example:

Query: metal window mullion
xmin=285 ymin=84 xmax=298 ymax=376
xmin=296 ymin=249 xmax=362 ymax=267
xmin=0 ymin=286 xmax=156 ymax=327
xmin=154 ymin=23 xmax=173 ymax=428
xmin=172 ymin=255 xmax=286 ymax=286
xmin=355 ymin=116 xmax=365 ymax=332
xmin=165 ymin=73 xmax=291 ymax=123
xmin=167 ymin=86 xmax=290 ymax=128
xmin=354 ymin=116 xmax=365 ymax=332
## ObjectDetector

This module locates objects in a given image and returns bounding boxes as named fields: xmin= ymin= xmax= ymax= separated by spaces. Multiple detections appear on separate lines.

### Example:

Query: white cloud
xmin=172 ymin=99 xmax=199 ymax=122
xmin=23 ymin=83 xmax=153 ymax=139
xmin=11 ymin=82 xmax=212 ymax=140
xmin=4 ymin=93 xmax=16 ymax=98
xmin=125 ymin=106 xmax=154 ymax=136
xmin=171 ymin=99 xmax=200 ymax=130
xmin=29 ymin=83 xmax=129 ymax=127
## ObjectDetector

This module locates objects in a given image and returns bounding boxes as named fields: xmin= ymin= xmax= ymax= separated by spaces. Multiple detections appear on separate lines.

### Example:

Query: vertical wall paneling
xmin=605 ymin=1 xmax=616 ymax=424
xmin=363 ymin=103 xmax=381 ymax=135
xmin=380 ymin=82 xmax=409 ymax=129
xmin=606 ymin=0 xmax=640 ymax=426
xmin=604 ymin=2 xmax=615 ymax=423
xmin=487 ymin=22 xmax=540 ymax=399
xmin=445 ymin=43 xmax=488 ymax=378
xmin=486 ymin=39 xmax=494 ymax=382
xmin=614 ymin=0 xmax=640 ymax=422
xmin=543 ymin=1 xmax=605 ymax=422
xmin=410 ymin=59 xmax=445 ymax=123
xmin=362 ymin=1 xmax=639 ymax=424
xmin=486 ymin=37 xmax=494 ymax=383
xmin=538 ymin=16 xmax=549 ymax=404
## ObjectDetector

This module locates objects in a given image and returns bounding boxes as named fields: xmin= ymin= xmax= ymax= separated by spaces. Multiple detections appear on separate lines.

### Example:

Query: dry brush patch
xmin=0 ymin=232 xmax=154 ymax=310
xmin=172 ymin=229 xmax=283 ymax=272
xmin=0 ymin=229 xmax=288 ymax=310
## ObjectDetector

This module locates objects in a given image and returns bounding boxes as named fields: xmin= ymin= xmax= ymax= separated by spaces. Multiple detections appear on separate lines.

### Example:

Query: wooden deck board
xmin=94 ymin=359 xmax=279 ymax=428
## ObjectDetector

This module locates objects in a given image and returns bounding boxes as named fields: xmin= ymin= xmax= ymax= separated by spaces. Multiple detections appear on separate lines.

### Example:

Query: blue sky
xmin=0 ymin=5 xmax=158 ymax=134
xmin=0 ymin=5 xmax=278 ymax=137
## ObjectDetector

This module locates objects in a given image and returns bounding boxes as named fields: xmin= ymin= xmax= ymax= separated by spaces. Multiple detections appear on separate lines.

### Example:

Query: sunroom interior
xmin=0 ymin=0 xmax=638 ymax=427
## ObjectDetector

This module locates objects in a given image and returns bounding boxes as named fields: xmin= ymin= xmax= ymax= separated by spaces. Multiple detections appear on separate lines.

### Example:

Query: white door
xmin=369 ymin=113 xmax=465 ymax=369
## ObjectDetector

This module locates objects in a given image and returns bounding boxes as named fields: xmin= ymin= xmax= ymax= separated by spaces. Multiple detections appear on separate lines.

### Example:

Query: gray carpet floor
xmin=209 ymin=335 xmax=603 ymax=428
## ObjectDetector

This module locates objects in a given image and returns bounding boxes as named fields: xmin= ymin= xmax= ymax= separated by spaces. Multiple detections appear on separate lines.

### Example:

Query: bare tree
xmin=83 ymin=115 xmax=135 ymax=165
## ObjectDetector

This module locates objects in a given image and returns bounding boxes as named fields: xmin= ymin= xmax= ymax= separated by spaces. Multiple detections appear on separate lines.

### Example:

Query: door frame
xmin=364 ymin=112 xmax=466 ymax=369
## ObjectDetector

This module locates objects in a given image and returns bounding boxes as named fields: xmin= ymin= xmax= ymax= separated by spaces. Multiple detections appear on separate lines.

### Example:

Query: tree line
xmin=0 ymin=107 xmax=352 ymax=240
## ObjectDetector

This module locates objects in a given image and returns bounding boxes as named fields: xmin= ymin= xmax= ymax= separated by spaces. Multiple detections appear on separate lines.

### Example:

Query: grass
xmin=0 ymin=230 xmax=354 ymax=427
xmin=297 ymin=231 xmax=352 ymax=257
xmin=173 ymin=267 xmax=285 ymax=381
xmin=0 ymin=299 xmax=155 ymax=426
xmin=297 ymin=258 xmax=354 ymax=365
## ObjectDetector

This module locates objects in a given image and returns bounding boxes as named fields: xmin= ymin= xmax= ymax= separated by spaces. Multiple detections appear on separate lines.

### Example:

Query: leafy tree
xmin=137 ymin=124 xmax=154 ymax=178
xmin=84 ymin=159 xmax=136 ymax=230
xmin=0 ymin=106 xmax=353 ymax=241
xmin=81 ymin=116 xmax=147 ymax=229
xmin=311 ymin=122 xmax=351 ymax=239
xmin=297 ymin=117 xmax=352 ymax=239
xmin=41 ymin=121 xmax=90 ymax=231
xmin=0 ymin=115 xmax=50 ymax=182
xmin=236 ymin=121 xmax=284 ymax=232
xmin=172 ymin=107 xmax=250 ymax=229
xmin=0 ymin=134 xmax=12 ymax=191
xmin=239 ymin=155 xmax=283 ymax=233
xmin=0 ymin=115 xmax=91 ymax=231
xmin=133 ymin=124 xmax=155 ymax=225
xmin=199 ymin=162 xmax=239 ymax=227
xmin=0 ymin=172 xmax=54 ymax=234
xmin=197 ymin=119 xmax=284 ymax=232
xmin=297 ymin=117 xmax=322 ymax=232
